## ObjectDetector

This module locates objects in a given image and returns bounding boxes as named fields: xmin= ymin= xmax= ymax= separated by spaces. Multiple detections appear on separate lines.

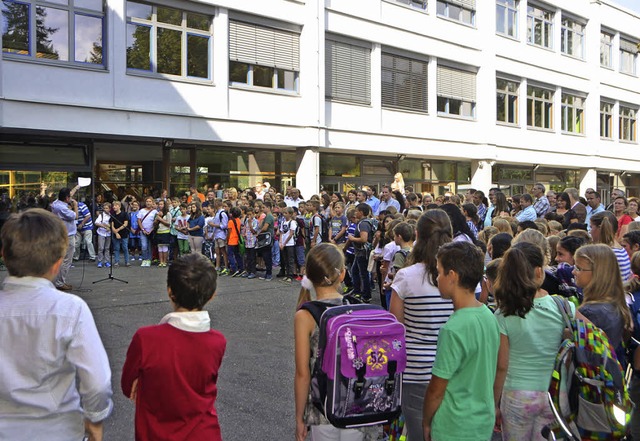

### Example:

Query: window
xmin=496 ymin=78 xmax=519 ymax=124
xmin=600 ymin=101 xmax=612 ymax=139
xmin=561 ymin=17 xmax=584 ymax=59
xmin=496 ymin=0 xmax=518 ymax=38
xmin=229 ymin=20 xmax=300 ymax=91
xmin=2 ymin=0 xmax=104 ymax=65
xmin=396 ymin=0 xmax=427 ymax=9
xmin=437 ymin=64 xmax=476 ymax=118
xmin=527 ymin=4 xmax=553 ymax=49
xmin=326 ymin=38 xmax=371 ymax=105
xmin=127 ymin=2 xmax=211 ymax=79
xmin=381 ymin=52 xmax=428 ymax=112
xmin=620 ymin=38 xmax=638 ymax=76
xmin=437 ymin=0 xmax=475 ymax=26
xmin=620 ymin=106 xmax=637 ymax=142
xmin=600 ymin=31 xmax=613 ymax=68
xmin=527 ymin=85 xmax=553 ymax=130
xmin=561 ymin=93 xmax=585 ymax=134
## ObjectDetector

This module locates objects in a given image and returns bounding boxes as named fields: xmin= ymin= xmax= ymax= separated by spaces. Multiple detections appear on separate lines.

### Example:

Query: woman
xmin=294 ymin=244 xmax=379 ymax=441
xmin=493 ymin=192 xmax=511 ymax=219
xmin=554 ymin=192 xmax=578 ymax=229
xmin=389 ymin=210 xmax=454 ymax=441
xmin=154 ymin=200 xmax=172 ymax=267
xmin=345 ymin=190 xmax=358 ymax=211
xmin=462 ymin=203 xmax=480 ymax=239
xmin=573 ymin=244 xmax=632 ymax=350
xmin=392 ymin=190 xmax=406 ymax=213
xmin=493 ymin=242 xmax=575 ymax=441
xmin=590 ymin=211 xmax=631 ymax=281
xmin=391 ymin=172 xmax=405 ymax=194
xmin=628 ymin=197 xmax=640 ymax=222
xmin=509 ymin=194 xmax=522 ymax=217
xmin=187 ymin=202 xmax=205 ymax=255
xmin=612 ymin=196 xmax=634 ymax=240
xmin=330 ymin=192 xmax=343 ymax=204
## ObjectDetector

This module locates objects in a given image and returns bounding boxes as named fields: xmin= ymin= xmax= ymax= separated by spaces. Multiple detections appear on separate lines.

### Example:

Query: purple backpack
xmin=300 ymin=301 xmax=406 ymax=428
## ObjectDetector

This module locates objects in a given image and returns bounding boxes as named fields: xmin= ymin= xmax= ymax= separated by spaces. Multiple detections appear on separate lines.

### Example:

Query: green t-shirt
xmin=495 ymin=294 xmax=575 ymax=391
xmin=261 ymin=213 xmax=274 ymax=236
xmin=431 ymin=305 xmax=500 ymax=441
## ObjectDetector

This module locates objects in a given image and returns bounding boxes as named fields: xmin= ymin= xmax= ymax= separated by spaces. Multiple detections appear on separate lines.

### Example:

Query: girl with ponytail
xmin=493 ymin=242 xmax=576 ymax=440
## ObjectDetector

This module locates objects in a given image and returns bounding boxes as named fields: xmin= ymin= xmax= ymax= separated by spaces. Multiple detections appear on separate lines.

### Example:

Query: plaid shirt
xmin=243 ymin=217 xmax=259 ymax=248
xmin=533 ymin=196 xmax=550 ymax=218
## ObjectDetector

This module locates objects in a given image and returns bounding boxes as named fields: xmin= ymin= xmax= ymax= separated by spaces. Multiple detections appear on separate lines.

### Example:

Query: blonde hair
xmin=534 ymin=220 xmax=549 ymax=236
xmin=576 ymin=244 xmax=631 ymax=332
xmin=548 ymin=220 xmax=563 ymax=235
xmin=512 ymin=228 xmax=550 ymax=266
xmin=296 ymin=243 xmax=345 ymax=307
xmin=493 ymin=218 xmax=513 ymax=236
xmin=478 ymin=226 xmax=499 ymax=244
xmin=628 ymin=221 xmax=640 ymax=232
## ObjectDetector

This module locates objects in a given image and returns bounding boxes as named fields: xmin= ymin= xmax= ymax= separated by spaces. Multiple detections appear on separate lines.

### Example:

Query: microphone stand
xmin=93 ymin=216 xmax=128 ymax=285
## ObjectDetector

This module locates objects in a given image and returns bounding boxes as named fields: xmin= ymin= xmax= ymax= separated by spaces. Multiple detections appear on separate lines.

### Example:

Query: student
xmin=293 ymin=206 xmax=306 ymax=280
xmin=590 ymin=211 xmax=632 ymax=281
xmin=423 ymin=241 xmax=500 ymax=441
xmin=279 ymin=207 xmax=297 ymax=282
xmin=309 ymin=200 xmax=323 ymax=248
xmin=138 ymin=196 xmax=158 ymax=267
xmin=293 ymin=243 xmax=379 ymax=441
xmin=329 ymin=201 xmax=348 ymax=247
xmin=391 ymin=222 xmax=414 ymax=273
xmin=174 ymin=203 xmax=190 ymax=257
xmin=128 ymin=200 xmax=142 ymax=261
xmin=95 ymin=201 xmax=112 ymax=268
xmin=242 ymin=206 xmax=259 ymax=279
xmin=186 ymin=202 xmax=205 ymax=255
xmin=121 ymin=253 xmax=226 ymax=441
xmin=227 ymin=206 xmax=244 ymax=277
xmin=209 ymin=199 xmax=229 ymax=274
xmin=154 ymin=200 xmax=172 ymax=268
xmin=493 ymin=242 xmax=575 ymax=440
xmin=0 ymin=208 xmax=113 ymax=441
xmin=110 ymin=200 xmax=130 ymax=267
xmin=343 ymin=207 xmax=358 ymax=292
xmin=257 ymin=202 xmax=275 ymax=281
xmin=168 ymin=197 xmax=181 ymax=261
xmin=348 ymin=203 xmax=374 ymax=302
xmin=380 ymin=219 xmax=401 ymax=309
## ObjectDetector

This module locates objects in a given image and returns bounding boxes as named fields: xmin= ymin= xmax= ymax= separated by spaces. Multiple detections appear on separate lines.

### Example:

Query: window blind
xmin=621 ymin=39 xmax=639 ymax=55
xmin=437 ymin=65 xmax=476 ymax=102
xmin=325 ymin=39 xmax=371 ymax=104
xmin=229 ymin=20 xmax=300 ymax=71
xmin=381 ymin=52 xmax=428 ymax=112
xmin=447 ymin=0 xmax=476 ymax=10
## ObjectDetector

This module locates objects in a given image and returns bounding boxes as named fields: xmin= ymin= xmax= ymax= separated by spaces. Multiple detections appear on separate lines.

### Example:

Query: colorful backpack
xmin=545 ymin=296 xmax=632 ymax=441
xmin=300 ymin=301 xmax=406 ymax=428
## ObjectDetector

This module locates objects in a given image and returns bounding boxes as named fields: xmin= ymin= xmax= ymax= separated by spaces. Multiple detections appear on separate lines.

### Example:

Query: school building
xmin=1 ymin=0 xmax=639 ymax=202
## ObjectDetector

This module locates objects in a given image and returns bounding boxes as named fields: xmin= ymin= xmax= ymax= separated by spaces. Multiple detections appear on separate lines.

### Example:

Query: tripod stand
xmin=93 ymin=233 xmax=128 ymax=285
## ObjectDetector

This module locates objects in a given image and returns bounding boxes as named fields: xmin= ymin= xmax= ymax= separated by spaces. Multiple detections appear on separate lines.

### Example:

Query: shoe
xmin=105 ymin=262 xmax=111 ymax=268
xmin=231 ymin=270 xmax=242 ymax=277
xmin=89 ymin=258 xmax=96 ymax=262
xmin=259 ymin=275 xmax=272 ymax=281
xmin=97 ymin=262 xmax=103 ymax=268
xmin=294 ymin=275 xmax=303 ymax=281
xmin=125 ymin=263 xmax=131 ymax=267
xmin=114 ymin=263 xmax=119 ymax=267
xmin=138 ymin=256 xmax=143 ymax=261
xmin=141 ymin=260 xmax=149 ymax=267
xmin=282 ymin=277 xmax=292 ymax=282
xmin=57 ymin=283 xmax=73 ymax=291
xmin=276 ymin=272 xmax=286 ymax=278
xmin=73 ymin=258 xmax=79 ymax=262
xmin=264 ymin=275 xmax=272 ymax=281
xmin=220 ymin=268 xmax=230 ymax=276
xmin=239 ymin=270 xmax=248 ymax=277
xmin=247 ymin=273 xmax=256 ymax=279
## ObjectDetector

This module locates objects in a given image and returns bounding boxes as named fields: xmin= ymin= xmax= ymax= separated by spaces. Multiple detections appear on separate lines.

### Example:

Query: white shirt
xmin=95 ymin=212 xmax=111 ymax=237
xmin=0 ymin=276 xmax=113 ymax=440
xmin=280 ymin=219 xmax=297 ymax=247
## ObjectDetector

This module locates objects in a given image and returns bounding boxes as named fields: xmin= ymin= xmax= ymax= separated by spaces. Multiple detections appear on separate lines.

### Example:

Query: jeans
xmin=54 ymin=235 xmax=75 ymax=287
xmin=74 ymin=229 xmax=95 ymax=260
xmin=271 ymin=240 xmax=280 ymax=266
xmin=260 ymin=244 xmax=272 ymax=276
xmin=228 ymin=245 xmax=244 ymax=272
xmin=140 ymin=233 xmax=152 ymax=260
xmin=344 ymin=253 xmax=355 ymax=289
xmin=351 ymin=251 xmax=371 ymax=300
xmin=112 ymin=236 xmax=130 ymax=265
xmin=402 ymin=382 xmax=428 ymax=441
xmin=630 ymin=375 xmax=640 ymax=440
xmin=97 ymin=235 xmax=111 ymax=264
xmin=500 ymin=390 xmax=558 ymax=441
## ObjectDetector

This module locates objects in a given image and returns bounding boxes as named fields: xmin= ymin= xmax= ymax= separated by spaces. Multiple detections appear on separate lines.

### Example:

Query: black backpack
xmin=313 ymin=214 xmax=330 ymax=243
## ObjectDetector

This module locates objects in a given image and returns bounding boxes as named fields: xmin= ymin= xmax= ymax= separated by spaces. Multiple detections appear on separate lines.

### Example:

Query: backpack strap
xmin=551 ymin=294 xmax=573 ymax=333
xmin=299 ymin=301 xmax=334 ymax=325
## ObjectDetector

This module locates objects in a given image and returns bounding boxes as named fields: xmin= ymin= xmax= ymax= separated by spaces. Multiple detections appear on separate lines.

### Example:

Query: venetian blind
xmin=325 ymin=39 xmax=371 ymax=104
xmin=437 ymin=65 xmax=476 ymax=102
xmin=381 ymin=52 xmax=428 ymax=112
xmin=229 ymin=20 xmax=300 ymax=71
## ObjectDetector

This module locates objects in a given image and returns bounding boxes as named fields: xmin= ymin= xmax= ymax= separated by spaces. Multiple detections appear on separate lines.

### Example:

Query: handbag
xmin=231 ymin=218 xmax=246 ymax=255
xmin=256 ymin=232 xmax=272 ymax=249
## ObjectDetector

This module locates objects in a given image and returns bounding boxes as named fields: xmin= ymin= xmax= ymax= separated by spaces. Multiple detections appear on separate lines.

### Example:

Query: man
xmin=356 ymin=190 xmax=368 ymax=204
xmin=51 ymin=187 xmax=78 ymax=291
xmin=585 ymin=190 xmax=605 ymax=231
xmin=483 ymin=188 xmax=500 ymax=228
xmin=74 ymin=199 xmax=96 ymax=262
xmin=531 ymin=183 xmax=550 ymax=218
xmin=364 ymin=186 xmax=380 ymax=216
xmin=515 ymin=194 xmax=537 ymax=222
xmin=607 ymin=188 xmax=625 ymax=211
xmin=546 ymin=190 xmax=557 ymax=211
xmin=464 ymin=188 xmax=476 ymax=204
xmin=187 ymin=185 xmax=205 ymax=204
xmin=347 ymin=203 xmax=374 ymax=302
xmin=284 ymin=188 xmax=304 ymax=208
xmin=202 ymin=190 xmax=216 ymax=209
xmin=422 ymin=193 xmax=434 ymax=207
xmin=378 ymin=185 xmax=401 ymax=214
xmin=473 ymin=190 xmax=487 ymax=220
xmin=565 ymin=187 xmax=586 ymax=223
xmin=0 ymin=208 xmax=113 ymax=440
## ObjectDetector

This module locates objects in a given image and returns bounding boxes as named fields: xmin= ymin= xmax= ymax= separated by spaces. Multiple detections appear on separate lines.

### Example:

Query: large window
xmin=620 ymin=106 xmax=637 ymax=142
xmin=2 ymin=0 xmax=104 ymax=65
xmin=561 ymin=93 xmax=585 ymax=134
xmin=437 ymin=64 xmax=476 ymax=118
xmin=381 ymin=52 xmax=428 ymax=112
xmin=496 ymin=77 xmax=519 ymax=124
xmin=396 ymin=0 xmax=427 ymax=9
xmin=527 ymin=85 xmax=553 ymax=130
xmin=229 ymin=20 xmax=300 ymax=91
xmin=326 ymin=38 xmax=371 ymax=105
xmin=620 ymin=38 xmax=638 ymax=76
xmin=600 ymin=101 xmax=612 ymax=139
xmin=527 ymin=4 xmax=553 ymax=49
xmin=127 ymin=2 xmax=212 ymax=79
xmin=600 ymin=31 xmax=613 ymax=68
xmin=561 ymin=17 xmax=584 ymax=59
xmin=496 ymin=0 xmax=518 ymax=38
xmin=436 ymin=0 xmax=475 ymax=26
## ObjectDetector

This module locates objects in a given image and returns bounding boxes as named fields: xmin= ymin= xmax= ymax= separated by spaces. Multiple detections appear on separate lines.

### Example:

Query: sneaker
xmin=105 ymin=262 xmax=111 ymax=268
xmin=231 ymin=270 xmax=242 ymax=277
xmin=97 ymin=262 xmax=103 ymax=268
xmin=239 ymin=270 xmax=248 ymax=277
xmin=141 ymin=260 xmax=149 ymax=267
xmin=220 ymin=268 xmax=230 ymax=276
xmin=294 ymin=275 xmax=303 ymax=281
xmin=89 ymin=258 xmax=96 ymax=262
xmin=264 ymin=275 xmax=272 ymax=281
xmin=138 ymin=256 xmax=143 ymax=261
xmin=276 ymin=272 xmax=286 ymax=278
xmin=113 ymin=263 xmax=119 ymax=267
xmin=73 ymin=258 xmax=79 ymax=262
xmin=247 ymin=273 xmax=256 ymax=279
xmin=57 ymin=283 xmax=73 ymax=291
xmin=282 ymin=277 xmax=292 ymax=282
xmin=259 ymin=275 xmax=272 ymax=281
xmin=125 ymin=262 xmax=131 ymax=267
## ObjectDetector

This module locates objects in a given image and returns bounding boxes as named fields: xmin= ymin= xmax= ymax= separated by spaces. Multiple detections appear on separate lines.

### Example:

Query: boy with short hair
xmin=329 ymin=201 xmax=348 ymax=247
xmin=121 ymin=253 xmax=226 ymax=441
xmin=128 ymin=200 xmax=142 ymax=260
xmin=278 ymin=207 xmax=297 ymax=282
xmin=422 ymin=241 xmax=500 ymax=441
xmin=293 ymin=206 xmax=306 ymax=280
xmin=95 ymin=202 xmax=112 ymax=268
xmin=209 ymin=199 xmax=229 ymax=275
xmin=392 ymin=222 xmax=414 ymax=272
xmin=347 ymin=203 xmax=374 ymax=302
xmin=242 ymin=206 xmax=259 ymax=279
xmin=110 ymin=200 xmax=130 ymax=267
xmin=309 ymin=200 xmax=323 ymax=248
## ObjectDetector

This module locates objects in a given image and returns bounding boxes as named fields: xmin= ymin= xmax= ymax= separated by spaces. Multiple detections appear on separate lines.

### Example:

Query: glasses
xmin=574 ymin=266 xmax=593 ymax=272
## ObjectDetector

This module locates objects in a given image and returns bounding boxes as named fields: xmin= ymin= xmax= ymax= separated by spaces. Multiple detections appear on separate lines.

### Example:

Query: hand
xmin=116 ymin=233 xmax=121 ymax=239
xmin=348 ymin=234 xmax=355 ymax=241
xmin=423 ymin=425 xmax=431 ymax=441
xmin=129 ymin=378 xmax=138 ymax=401
xmin=295 ymin=420 xmax=308 ymax=441
xmin=84 ymin=420 xmax=103 ymax=441
xmin=494 ymin=406 xmax=502 ymax=433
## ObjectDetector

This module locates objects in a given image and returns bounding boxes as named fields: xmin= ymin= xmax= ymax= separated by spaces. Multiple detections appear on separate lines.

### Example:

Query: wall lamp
xmin=162 ymin=139 xmax=174 ymax=148
xmin=397 ymin=154 xmax=407 ymax=161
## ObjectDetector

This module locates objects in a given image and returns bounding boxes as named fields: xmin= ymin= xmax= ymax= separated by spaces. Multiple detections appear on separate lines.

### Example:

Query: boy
xmin=110 ymin=200 xmax=130 ymax=267
xmin=174 ymin=203 xmax=190 ymax=256
xmin=343 ymin=207 xmax=358 ymax=292
xmin=169 ymin=197 xmax=181 ymax=261
xmin=0 ymin=209 xmax=113 ymax=441
xmin=347 ymin=203 xmax=374 ymax=302
xmin=278 ymin=207 xmax=297 ymax=282
xmin=128 ymin=200 xmax=142 ymax=261
xmin=392 ymin=222 xmax=414 ymax=273
xmin=227 ymin=206 xmax=244 ymax=277
xmin=121 ymin=253 xmax=226 ymax=441
xmin=329 ymin=201 xmax=348 ymax=247
xmin=422 ymin=241 xmax=500 ymax=441
xmin=209 ymin=199 xmax=229 ymax=274
xmin=309 ymin=200 xmax=323 ymax=248
xmin=137 ymin=196 xmax=158 ymax=267
xmin=242 ymin=206 xmax=259 ymax=279
xmin=203 ymin=204 xmax=216 ymax=263
xmin=95 ymin=201 xmax=112 ymax=268
xmin=293 ymin=206 xmax=306 ymax=280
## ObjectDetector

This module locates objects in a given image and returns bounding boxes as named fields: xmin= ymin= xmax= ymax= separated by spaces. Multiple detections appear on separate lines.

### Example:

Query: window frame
xmin=600 ymin=101 xmax=613 ymax=139
xmin=381 ymin=51 xmax=428 ymax=113
xmin=620 ymin=38 xmax=639 ymax=76
xmin=395 ymin=0 xmax=427 ymax=10
xmin=436 ymin=63 xmax=477 ymax=119
xmin=619 ymin=105 xmax=638 ymax=143
xmin=1 ymin=0 xmax=106 ymax=67
xmin=496 ymin=0 xmax=518 ymax=39
xmin=527 ymin=84 xmax=554 ymax=131
xmin=436 ymin=0 xmax=476 ymax=27
xmin=126 ymin=2 xmax=213 ymax=80
xmin=325 ymin=37 xmax=372 ymax=105
xmin=600 ymin=30 xmax=613 ymax=69
xmin=560 ymin=92 xmax=586 ymax=135
xmin=560 ymin=16 xmax=585 ymax=60
xmin=527 ymin=4 xmax=554 ymax=50
xmin=496 ymin=77 xmax=519 ymax=125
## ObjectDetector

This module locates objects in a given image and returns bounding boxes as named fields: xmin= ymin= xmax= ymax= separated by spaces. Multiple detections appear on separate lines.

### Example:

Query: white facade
xmin=1 ymin=0 xmax=639 ymax=198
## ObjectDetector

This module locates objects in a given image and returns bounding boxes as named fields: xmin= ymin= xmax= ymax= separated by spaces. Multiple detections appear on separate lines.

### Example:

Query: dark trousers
xmin=344 ymin=253 xmax=355 ymax=289
xmin=228 ymin=245 xmax=244 ymax=272
xmin=283 ymin=246 xmax=296 ymax=277
xmin=259 ymin=245 xmax=272 ymax=276
xmin=246 ymin=248 xmax=256 ymax=274
xmin=351 ymin=251 xmax=371 ymax=300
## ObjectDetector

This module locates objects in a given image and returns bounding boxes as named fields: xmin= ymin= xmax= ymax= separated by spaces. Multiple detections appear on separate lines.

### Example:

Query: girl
xmin=389 ymin=209 xmax=454 ymax=441
xmin=573 ymin=244 xmax=632 ymax=350
xmin=294 ymin=243 xmax=379 ymax=441
xmin=187 ymin=202 xmax=205 ymax=255
xmin=612 ymin=196 xmax=634 ymax=240
xmin=95 ymin=202 xmax=112 ymax=268
xmin=154 ymin=200 xmax=172 ymax=267
xmin=227 ymin=206 xmax=244 ymax=277
xmin=590 ymin=211 xmax=632 ymax=281
xmin=345 ymin=189 xmax=358 ymax=211
xmin=174 ymin=203 xmax=190 ymax=257
xmin=493 ymin=242 xmax=575 ymax=441
xmin=242 ymin=206 xmax=259 ymax=279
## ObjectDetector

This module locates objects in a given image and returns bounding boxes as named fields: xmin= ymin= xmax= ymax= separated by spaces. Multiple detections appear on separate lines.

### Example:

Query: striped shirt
xmin=613 ymin=246 xmax=632 ymax=282
xmin=391 ymin=263 xmax=454 ymax=383
xmin=76 ymin=202 xmax=93 ymax=231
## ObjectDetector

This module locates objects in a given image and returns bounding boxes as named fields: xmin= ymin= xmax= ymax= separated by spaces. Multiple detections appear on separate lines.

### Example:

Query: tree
xmin=35 ymin=6 xmax=59 ymax=59
xmin=88 ymin=36 xmax=102 ymax=64
xmin=2 ymin=0 xmax=29 ymax=54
